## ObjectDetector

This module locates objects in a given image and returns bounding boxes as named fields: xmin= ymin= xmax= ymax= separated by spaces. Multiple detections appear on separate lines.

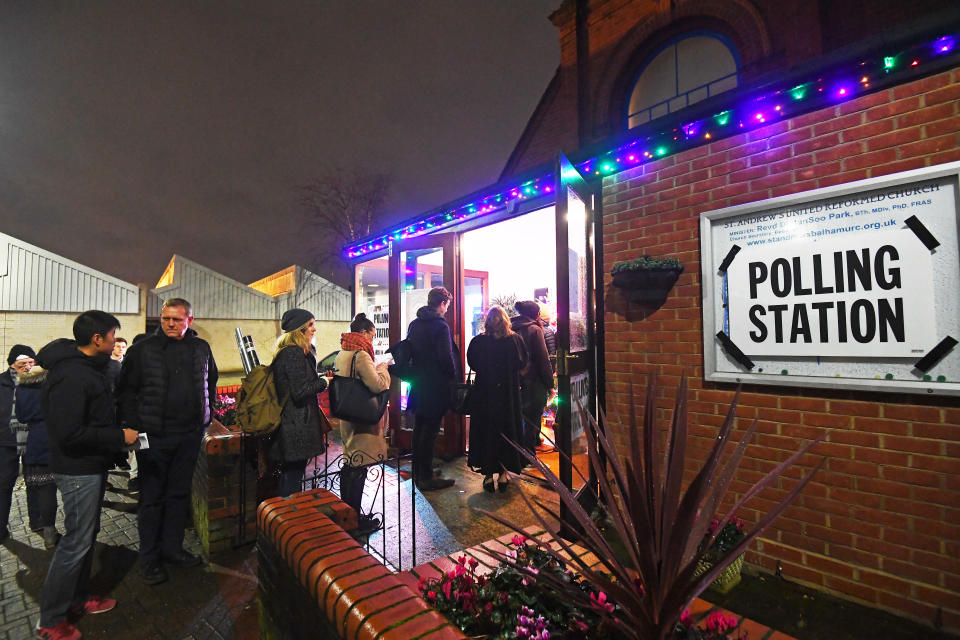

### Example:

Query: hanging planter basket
xmin=610 ymin=257 xmax=684 ymax=304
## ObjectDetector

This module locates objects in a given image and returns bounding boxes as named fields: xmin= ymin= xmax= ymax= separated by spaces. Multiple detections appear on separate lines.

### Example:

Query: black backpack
xmin=387 ymin=339 xmax=416 ymax=382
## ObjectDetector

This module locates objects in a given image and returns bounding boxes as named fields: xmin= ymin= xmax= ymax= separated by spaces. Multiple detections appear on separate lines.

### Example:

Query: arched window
xmin=627 ymin=33 xmax=739 ymax=129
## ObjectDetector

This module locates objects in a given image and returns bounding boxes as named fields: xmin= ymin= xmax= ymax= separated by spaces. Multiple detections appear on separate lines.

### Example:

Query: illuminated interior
xmin=461 ymin=207 xmax=586 ymax=489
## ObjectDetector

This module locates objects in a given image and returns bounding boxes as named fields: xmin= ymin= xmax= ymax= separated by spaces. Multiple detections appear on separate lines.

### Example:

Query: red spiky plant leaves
xmin=479 ymin=374 xmax=826 ymax=640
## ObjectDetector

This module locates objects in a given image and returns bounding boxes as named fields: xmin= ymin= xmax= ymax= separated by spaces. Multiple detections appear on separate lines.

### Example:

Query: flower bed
xmin=405 ymin=527 xmax=798 ymax=640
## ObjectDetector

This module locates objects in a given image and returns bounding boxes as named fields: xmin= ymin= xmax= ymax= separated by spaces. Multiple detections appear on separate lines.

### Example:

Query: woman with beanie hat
xmin=1 ymin=345 xmax=37 ymax=541
xmin=510 ymin=301 xmax=554 ymax=453
xmin=271 ymin=309 xmax=330 ymax=497
xmin=334 ymin=313 xmax=390 ymax=534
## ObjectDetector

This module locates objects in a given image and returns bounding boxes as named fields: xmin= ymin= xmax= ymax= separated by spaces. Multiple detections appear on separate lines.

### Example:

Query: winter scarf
xmin=340 ymin=332 xmax=375 ymax=363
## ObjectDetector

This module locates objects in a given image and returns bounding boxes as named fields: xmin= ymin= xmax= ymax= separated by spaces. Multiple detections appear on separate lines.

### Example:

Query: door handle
xmin=557 ymin=349 xmax=576 ymax=376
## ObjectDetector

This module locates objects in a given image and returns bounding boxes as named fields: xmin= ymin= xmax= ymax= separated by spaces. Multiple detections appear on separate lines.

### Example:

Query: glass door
xmin=387 ymin=233 xmax=464 ymax=458
xmin=554 ymin=153 xmax=597 ymax=502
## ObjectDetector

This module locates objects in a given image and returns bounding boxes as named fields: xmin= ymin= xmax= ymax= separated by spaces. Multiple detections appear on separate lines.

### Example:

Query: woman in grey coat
xmin=272 ymin=308 xmax=329 ymax=497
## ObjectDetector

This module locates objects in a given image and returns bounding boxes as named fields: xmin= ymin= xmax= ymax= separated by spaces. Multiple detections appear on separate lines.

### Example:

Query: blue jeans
xmin=39 ymin=473 xmax=107 ymax=627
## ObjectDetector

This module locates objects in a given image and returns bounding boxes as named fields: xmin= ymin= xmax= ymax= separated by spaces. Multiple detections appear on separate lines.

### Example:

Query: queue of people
xmin=5 ymin=288 xmax=557 ymax=638
xmin=0 ymin=299 xmax=222 ymax=640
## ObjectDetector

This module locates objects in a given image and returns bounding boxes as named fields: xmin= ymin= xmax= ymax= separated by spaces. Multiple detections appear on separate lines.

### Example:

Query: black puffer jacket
xmin=36 ymin=339 xmax=125 ymax=475
xmin=270 ymin=346 xmax=328 ymax=463
xmin=116 ymin=328 xmax=218 ymax=434
xmin=406 ymin=306 xmax=459 ymax=419
xmin=0 ymin=369 xmax=15 ymax=448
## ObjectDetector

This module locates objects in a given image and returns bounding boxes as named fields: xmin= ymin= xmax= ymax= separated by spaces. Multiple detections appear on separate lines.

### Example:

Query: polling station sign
xmin=728 ymin=231 xmax=935 ymax=357
xmin=700 ymin=162 xmax=960 ymax=396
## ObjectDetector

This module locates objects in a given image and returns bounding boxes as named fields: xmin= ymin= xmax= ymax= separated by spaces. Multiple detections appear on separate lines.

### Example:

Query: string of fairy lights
xmin=344 ymin=33 xmax=958 ymax=260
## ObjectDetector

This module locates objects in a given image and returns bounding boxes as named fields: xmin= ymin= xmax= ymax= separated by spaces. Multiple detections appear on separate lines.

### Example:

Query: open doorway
xmin=460 ymin=206 xmax=585 ymax=490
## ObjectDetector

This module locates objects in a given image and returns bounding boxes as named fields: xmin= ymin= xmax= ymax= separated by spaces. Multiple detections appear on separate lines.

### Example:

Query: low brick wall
xmin=257 ymin=489 xmax=463 ymax=640
xmin=191 ymin=422 xmax=258 ymax=556
xmin=258 ymin=493 xmax=795 ymax=640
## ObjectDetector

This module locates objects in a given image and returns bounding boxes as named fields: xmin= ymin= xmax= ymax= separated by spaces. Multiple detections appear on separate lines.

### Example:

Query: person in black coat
xmin=15 ymin=365 xmax=61 ymax=548
xmin=116 ymin=298 xmax=218 ymax=585
xmin=467 ymin=306 xmax=528 ymax=492
xmin=271 ymin=308 xmax=329 ymax=497
xmin=1 ymin=344 xmax=36 ymax=542
xmin=405 ymin=287 xmax=459 ymax=490
xmin=511 ymin=300 xmax=554 ymax=452
xmin=35 ymin=311 xmax=137 ymax=638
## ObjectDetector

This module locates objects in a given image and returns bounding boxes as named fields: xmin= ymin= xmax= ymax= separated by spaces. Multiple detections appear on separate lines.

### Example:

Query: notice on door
xmin=728 ymin=231 xmax=935 ymax=356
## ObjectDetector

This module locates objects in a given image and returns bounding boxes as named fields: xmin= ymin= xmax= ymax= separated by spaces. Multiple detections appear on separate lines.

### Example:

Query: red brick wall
xmin=504 ymin=0 xmax=953 ymax=177
xmin=601 ymin=68 xmax=960 ymax=631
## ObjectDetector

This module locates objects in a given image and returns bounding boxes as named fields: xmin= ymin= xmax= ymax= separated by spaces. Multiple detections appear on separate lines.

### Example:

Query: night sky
xmin=0 ymin=1 xmax=559 ymax=287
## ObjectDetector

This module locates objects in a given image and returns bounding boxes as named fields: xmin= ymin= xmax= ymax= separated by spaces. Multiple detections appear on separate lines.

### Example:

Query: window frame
xmin=625 ymin=30 xmax=742 ymax=129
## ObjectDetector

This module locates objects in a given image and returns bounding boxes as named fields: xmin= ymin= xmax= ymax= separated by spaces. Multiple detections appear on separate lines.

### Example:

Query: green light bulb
xmin=884 ymin=56 xmax=896 ymax=69
xmin=790 ymin=85 xmax=807 ymax=100
xmin=714 ymin=111 xmax=730 ymax=126
xmin=655 ymin=147 xmax=667 ymax=156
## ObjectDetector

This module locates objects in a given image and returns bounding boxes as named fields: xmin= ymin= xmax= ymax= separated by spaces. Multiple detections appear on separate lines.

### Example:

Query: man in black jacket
xmin=511 ymin=301 xmax=554 ymax=453
xmin=1 ymin=344 xmax=36 ymax=542
xmin=35 ymin=311 xmax=138 ymax=640
xmin=406 ymin=287 xmax=458 ymax=491
xmin=116 ymin=298 xmax=217 ymax=585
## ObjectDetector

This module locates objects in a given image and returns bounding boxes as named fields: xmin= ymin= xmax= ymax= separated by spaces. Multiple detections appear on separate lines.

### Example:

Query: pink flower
xmin=484 ymin=602 xmax=494 ymax=614
xmin=679 ymin=609 xmax=693 ymax=628
xmin=572 ymin=620 xmax=588 ymax=632
xmin=457 ymin=555 xmax=466 ymax=566
xmin=441 ymin=581 xmax=452 ymax=599
xmin=590 ymin=591 xmax=615 ymax=614
xmin=704 ymin=611 xmax=738 ymax=634
xmin=512 ymin=534 xmax=527 ymax=547
xmin=468 ymin=557 xmax=479 ymax=570
xmin=426 ymin=590 xmax=436 ymax=599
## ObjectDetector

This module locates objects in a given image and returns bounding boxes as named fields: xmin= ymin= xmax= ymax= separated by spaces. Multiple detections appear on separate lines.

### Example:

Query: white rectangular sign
xmin=699 ymin=162 xmax=960 ymax=396
xmin=728 ymin=231 xmax=935 ymax=356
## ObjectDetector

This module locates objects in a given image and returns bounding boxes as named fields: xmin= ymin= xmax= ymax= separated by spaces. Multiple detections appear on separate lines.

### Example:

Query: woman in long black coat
xmin=272 ymin=308 xmax=329 ymax=497
xmin=467 ymin=306 xmax=528 ymax=493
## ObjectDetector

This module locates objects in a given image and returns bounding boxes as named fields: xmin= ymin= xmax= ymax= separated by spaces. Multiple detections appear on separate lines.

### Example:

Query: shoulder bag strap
xmin=350 ymin=351 xmax=361 ymax=380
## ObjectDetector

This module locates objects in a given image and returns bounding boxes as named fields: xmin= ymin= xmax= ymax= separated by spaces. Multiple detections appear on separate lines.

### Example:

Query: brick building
xmin=345 ymin=1 xmax=960 ymax=631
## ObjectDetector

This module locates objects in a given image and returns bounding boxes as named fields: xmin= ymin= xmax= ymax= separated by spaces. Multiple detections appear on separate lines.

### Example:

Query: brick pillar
xmin=257 ymin=489 xmax=462 ymax=640
xmin=191 ymin=422 xmax=258 ymax=556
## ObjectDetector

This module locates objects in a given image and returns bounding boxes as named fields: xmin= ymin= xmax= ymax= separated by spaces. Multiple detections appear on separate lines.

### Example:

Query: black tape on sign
xmin=904 ymin=215 xmax=940 ymax=250
xmin=718 ymin=244 xmax=741 ymax=273
xmin=914 ymin=336 xmax=958 ymax=373
xmin=716 ymin=331 xmax=755 ymax=370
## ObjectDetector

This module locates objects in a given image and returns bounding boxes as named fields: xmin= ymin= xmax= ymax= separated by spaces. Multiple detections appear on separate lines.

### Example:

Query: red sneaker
xmin=35 ymin=621 xmax=82 ymax=640
xmin=73 ymin=595 xmax=117 ymax=616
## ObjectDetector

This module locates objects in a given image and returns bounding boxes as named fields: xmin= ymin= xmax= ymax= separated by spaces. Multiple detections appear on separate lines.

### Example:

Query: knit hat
xmin=515 ymin=300 xmax=541 ymax=320
xmin=7 ymin=344 xmax=36 ymax=366
xmin=281 ymin=308 xmax=314 ymax=332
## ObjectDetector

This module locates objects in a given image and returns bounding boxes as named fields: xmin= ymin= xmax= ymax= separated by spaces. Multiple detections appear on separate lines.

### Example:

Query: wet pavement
xmin=0 ymin=439 xmax=549 ymax=640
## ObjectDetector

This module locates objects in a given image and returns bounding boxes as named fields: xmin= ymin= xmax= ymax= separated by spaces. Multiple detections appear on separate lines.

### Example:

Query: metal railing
xmin=302 ymin=439 xmax=419 ymax=572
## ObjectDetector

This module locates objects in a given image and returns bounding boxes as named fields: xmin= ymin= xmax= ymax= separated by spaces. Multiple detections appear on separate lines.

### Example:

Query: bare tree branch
xmin=296 ymin=165 xmax=393 ymax=283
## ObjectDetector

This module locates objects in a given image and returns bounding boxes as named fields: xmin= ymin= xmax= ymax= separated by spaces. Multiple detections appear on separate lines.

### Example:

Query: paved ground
xmin=0 ymin=441 xmax=548 ymax=640
xmin=0 ymin=470 xmax=259 ymax=640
